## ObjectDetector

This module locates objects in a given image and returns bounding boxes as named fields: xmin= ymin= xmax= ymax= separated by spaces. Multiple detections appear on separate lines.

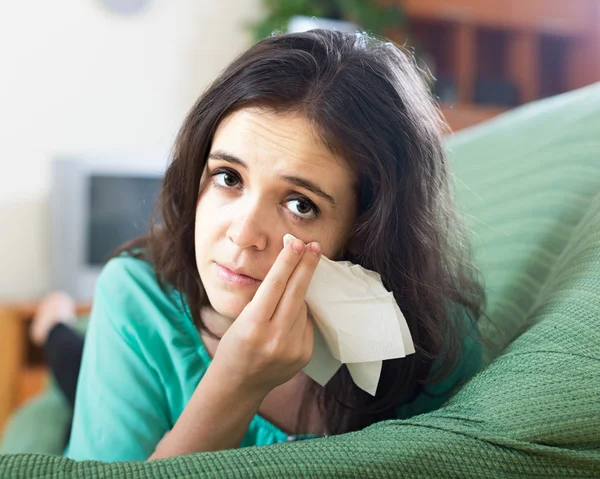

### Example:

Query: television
xmin=50 ymin=155 xmax=167 ymax=301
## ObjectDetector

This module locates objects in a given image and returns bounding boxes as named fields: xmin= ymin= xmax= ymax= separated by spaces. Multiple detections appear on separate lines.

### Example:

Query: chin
xmin=206 ymin=290 xmax=250 ymax=320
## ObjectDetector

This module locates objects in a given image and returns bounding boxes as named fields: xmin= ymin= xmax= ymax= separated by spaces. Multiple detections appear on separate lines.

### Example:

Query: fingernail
xmin=291 ymin=239 xmax=304 ymax=254
xmin=283 ymin=233 xmax=295 ymax=247
xmin=309 ymin=242 xmax=321 ymax=256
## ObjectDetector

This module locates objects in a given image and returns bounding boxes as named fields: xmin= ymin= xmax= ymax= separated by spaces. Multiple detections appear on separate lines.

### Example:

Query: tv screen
xmin=87 ymin=175 xmax=162 ymax=265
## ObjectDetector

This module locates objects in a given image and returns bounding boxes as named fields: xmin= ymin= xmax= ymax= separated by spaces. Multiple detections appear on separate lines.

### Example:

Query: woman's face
xmin=195 ymin=108 xmax=357 ymax=320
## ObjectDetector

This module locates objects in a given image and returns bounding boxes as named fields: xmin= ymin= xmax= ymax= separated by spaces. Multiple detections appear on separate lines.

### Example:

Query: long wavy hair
xmin=120 ymin=29 xmax=486 ymax=436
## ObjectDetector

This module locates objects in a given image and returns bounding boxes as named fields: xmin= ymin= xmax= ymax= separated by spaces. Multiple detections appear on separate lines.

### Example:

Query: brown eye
xmin=296 ymin=200 xmax=312 ymax=214
xmin=286 ymin=198 xmax=318 ymax=219
xmin=213 ymin=171 xmax=240 ymax=188
xmin=223 ymin=173 xmax=238 ymax=187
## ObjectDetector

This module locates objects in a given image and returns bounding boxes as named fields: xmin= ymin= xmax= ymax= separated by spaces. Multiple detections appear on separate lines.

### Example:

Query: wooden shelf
xmin=17 ymin=367 xmax=49 ymax=409
xmin=0 ymin=301 xmax=91 ymax=434
xmin=382 ymin=0 xmax=600 ymax=130
xmin=398 ymin=0 xmax=595 ymax=36
xmin=440 ymin=104 xmax=507 ymax=132
xmin=0 ymin=301 xmax=91 ymax=320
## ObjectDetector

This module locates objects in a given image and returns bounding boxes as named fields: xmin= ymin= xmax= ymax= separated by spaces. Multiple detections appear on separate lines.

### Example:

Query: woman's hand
xmin=149 ymin=238 xmax=322 ymax=459
xmin=211 ymin=237 xmax=321 ymax=396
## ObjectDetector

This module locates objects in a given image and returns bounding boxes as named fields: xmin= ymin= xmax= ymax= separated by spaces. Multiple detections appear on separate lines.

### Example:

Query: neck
xmin=199 ymin=307 xmax=234 ymax=357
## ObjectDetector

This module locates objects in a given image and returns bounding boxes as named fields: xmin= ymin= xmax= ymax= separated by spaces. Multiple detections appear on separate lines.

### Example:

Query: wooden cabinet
xmin=0 ymin=302 xmax=90 ymax=434
xmin=400 ymin=0 xmax=594 ymax=34
xmin=382 ymin=0 xmax=600 ymax=130
xmin=440 ymin=104 xmax=507 ymax=132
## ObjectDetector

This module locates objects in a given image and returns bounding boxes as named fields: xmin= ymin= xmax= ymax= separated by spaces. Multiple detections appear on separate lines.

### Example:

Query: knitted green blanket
xmin=1 ymin=173 xmax=599 ymax=479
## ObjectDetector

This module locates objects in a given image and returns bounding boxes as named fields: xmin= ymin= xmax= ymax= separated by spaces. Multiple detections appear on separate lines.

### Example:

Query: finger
xmin=302 ymin=311 xmax=315 ymax=358
xmin=273 ymin=241 xmax=321 ymax=329
xmin=289 ymin=303 xmax=315 ymax=365
xmin=289 ymin=302 xmax=314 ymax=341
xmin=288 ymin=301 xmax=309 ymax=339
xmin=248 ymin=238 xmax=306 ymax=321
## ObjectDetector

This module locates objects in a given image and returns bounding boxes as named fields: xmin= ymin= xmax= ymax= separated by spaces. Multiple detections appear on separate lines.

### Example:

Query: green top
xmin=65 ymin=255 xmax=481 ymax=462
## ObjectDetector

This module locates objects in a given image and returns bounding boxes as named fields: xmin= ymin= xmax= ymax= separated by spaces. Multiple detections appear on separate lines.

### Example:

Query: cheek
xmin=194 ymin=195 xmax=220 ymax=262
xmin=327 ymin=205 xmax=356 ymax=259
xmin=319 ymin=237 xmax=345 ymax=261
xmin=312 ymin=219 xmax=352 ymax=260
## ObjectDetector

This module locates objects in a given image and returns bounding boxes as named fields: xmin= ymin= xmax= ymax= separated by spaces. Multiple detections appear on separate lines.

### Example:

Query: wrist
xmin=203 ymin=359 xmax=268 ymax=408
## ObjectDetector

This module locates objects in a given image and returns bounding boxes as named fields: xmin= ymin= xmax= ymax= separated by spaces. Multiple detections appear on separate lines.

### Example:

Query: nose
xmin=226 ymin=200 xmax=269 ymax=251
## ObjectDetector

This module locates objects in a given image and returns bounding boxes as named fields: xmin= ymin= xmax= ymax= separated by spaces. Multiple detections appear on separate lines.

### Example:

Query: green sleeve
xmin=65 ymin=259 xmax=171 ymax=462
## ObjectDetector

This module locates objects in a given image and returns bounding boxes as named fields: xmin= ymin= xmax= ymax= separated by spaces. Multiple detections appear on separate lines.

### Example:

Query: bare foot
xmin=29 ymin=291 xmax=76 ymax=346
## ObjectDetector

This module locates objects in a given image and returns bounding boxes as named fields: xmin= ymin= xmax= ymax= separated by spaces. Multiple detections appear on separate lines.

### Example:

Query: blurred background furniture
xmin=0 ymin=303 xmax=90 ymax=435
xmin=393 ymin=0 xmax=600 ymax=130
xmin=257 ymin=0 xmax=600 ymax=131
xmin=1 ymin=80 xmax=598 ymax=476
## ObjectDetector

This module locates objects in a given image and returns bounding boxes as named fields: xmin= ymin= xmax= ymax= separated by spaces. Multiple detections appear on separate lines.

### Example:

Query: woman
xmin=60 ymin=29 xmax=485 ymax=461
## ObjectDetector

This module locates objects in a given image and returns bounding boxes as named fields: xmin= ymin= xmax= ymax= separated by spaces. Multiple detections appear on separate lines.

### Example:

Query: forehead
xmin=210 ymin=108 xmax=355 ymax=187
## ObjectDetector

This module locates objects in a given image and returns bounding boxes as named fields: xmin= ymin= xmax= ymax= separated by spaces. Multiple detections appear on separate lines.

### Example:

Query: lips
xmin=214 ymin=262 xmax=262 ymax=286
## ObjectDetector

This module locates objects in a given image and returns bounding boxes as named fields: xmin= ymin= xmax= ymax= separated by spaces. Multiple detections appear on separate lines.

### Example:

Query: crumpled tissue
xmin=283 ymin=234 xmax=415 ymax=395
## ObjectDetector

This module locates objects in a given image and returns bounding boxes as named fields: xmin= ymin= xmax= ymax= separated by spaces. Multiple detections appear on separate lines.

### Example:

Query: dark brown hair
xmin=121 ymin=29 xmax=486 ymax=436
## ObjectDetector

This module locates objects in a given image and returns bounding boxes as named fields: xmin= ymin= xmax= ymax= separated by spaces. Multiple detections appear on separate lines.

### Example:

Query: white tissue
xmin=283 ymin=234 xmax=415 ymax=395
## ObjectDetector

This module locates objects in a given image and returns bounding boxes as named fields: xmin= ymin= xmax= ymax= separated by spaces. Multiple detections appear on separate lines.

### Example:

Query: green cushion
xmin=0 ymin=319 xmax=88 ymax=455
xmin=448 ymin=83 xmax=600 ymax=360
xmin=1 ymin=84 xmax=599 ymax=476
xmin=0 ymin=380 xmax=70 ymax=456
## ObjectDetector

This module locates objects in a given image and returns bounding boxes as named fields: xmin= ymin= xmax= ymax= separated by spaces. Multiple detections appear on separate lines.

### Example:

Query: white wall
xmin=0 ymin=0 xmax=262 ymax=300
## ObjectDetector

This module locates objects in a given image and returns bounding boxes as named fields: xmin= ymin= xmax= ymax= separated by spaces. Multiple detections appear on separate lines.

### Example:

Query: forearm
xmin=149 ymin=363 xmax=266 ymax=459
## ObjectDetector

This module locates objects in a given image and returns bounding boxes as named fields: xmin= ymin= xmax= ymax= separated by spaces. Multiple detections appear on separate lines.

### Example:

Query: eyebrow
xmin=207 ymin=150 xmax=337 ymax=207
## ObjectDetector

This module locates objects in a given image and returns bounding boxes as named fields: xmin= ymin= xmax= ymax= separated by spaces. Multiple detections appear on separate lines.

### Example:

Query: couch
xmin=1 ymin=83 xmax=599 ymax=478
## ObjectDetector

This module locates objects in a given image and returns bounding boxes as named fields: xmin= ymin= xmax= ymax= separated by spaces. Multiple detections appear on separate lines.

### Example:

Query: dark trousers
xmin=43 ymin=323 xmax=84 ymax=445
